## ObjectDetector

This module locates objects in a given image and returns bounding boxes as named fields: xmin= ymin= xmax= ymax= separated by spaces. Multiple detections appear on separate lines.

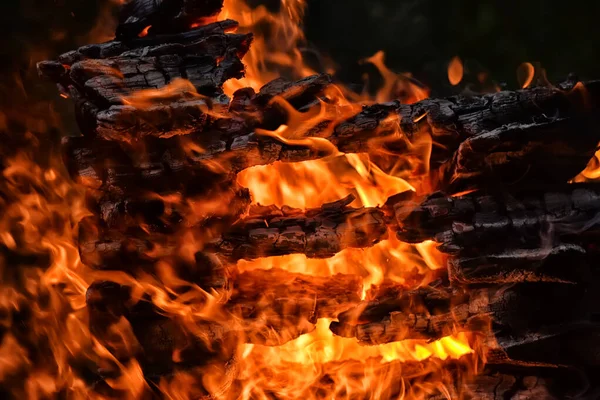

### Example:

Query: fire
xmin=447 ymin=56 xmax=463 ymax=86
xmin=232 ymin=323 xmax=473 ymax=400
xmin=222 ymin=0 xmax=476 ymax=391
xmin=219 ymin=0 xmax=313 ymax=95
xmin=1 ymin=0 xmax=492 ymax=398
xmin=137 ymin=25 xmax=151 ymax=38
xmin=517 ymin=62 xmax=535 ymax=88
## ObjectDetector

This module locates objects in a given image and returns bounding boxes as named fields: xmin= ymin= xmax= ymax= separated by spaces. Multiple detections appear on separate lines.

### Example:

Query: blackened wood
xmin=38 ymin=20 xmax=250 ymax=139
xmin=62 ymin=74 xmax=333 ymax=195
xmin=39 ymin=19 xmax=239 ymax=67
xmin=330 ymin=282 xmax=598 ymax=363
xmin=61 ymin=80 xmax=600 ymax=190
xmin=117 ymin=0 xmax=224 ymax=39
xmin=211 ymin=195 xmax=389 ymax=261
xmin=77 ymin=196 xmax=387 ymax=269
xmin=448 ymin=243 xmax=594 ymax=284
xmin=227 ymin=268 xmax=362 ymax=345
xmin=84 ymin=181 xmax=250 ymax=231
xmin=85 ymin=280 xmax=237 ymax=381
xmin=394 ymin=183 xmax=600 ymax=253
xmin=87 ymin=268 xmax=361 ymax=348
xmin=345 ymin=80 xmax=600 ymax=190
xmin=430 ymin=363 xmax=591 ymax=400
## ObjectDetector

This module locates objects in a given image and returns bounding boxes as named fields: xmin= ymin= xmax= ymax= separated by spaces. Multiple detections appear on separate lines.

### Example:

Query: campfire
xmin=2 ymin=0 xmax=599 ymax=398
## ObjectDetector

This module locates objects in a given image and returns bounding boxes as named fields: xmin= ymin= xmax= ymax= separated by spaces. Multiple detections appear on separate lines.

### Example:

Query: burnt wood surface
xmin=428 ymin=363 xmax=592 ymax=400
xmin=78 ymin=184 xmax=600 ymax=275
xmin=394 ymin=183 xmax=600 ymax=253
xmin=60 ymin=80 xmax=600 ymax=192
xmin=61 ymin=74 xmax=333 ymax=197
xmin=38 ymin=20 xmax=250 ymax=139
xmin=87 ymin=268 xmax=362 ymax=349
xmin=228 ymin=268 xmax=362 ymax=345
xmin=211 ymin=195 xmax=389 ymax=261
xmin=77 ymin=196 xmax=389 ymax=269
xmin=116 ymin=0 xmax=225 ymax=39
xmin=447 ymin=242 xmax=595 ymax=284
xmin=330 ymin=281 xmax=600 ymax=367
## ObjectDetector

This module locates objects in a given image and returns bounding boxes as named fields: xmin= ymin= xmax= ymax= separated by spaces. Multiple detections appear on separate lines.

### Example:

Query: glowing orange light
xmin=448 ymin=56 xmax=463 ymax=86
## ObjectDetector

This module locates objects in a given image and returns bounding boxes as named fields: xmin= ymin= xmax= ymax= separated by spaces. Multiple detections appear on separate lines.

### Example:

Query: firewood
xmin=37 ymin=20 xmax=250 ymax=139
xmin=87 ymin=268 xmax=361 ymax=349
xmin=83 ymin=181 xmax=250 ymax=231
xmin=394 ymin=183 xmax=600 ymax=253
xmin=62 ymin=74 xmax=333 ymax=197
xmin=78 ymin=195 xmax=388 ymax=269
xmin=228 ymin=268 xmax=362 ymax=345
xmin=116 ymin=0 xmax=225 ymax=39
xmin=330 ymin=282 xmax=599 ymax=361
xmin=211 ymin=194 xmax=389 ymax=261
xmin=428 ymin=363 xmax=591 ymax=400
xmin=448 ymin=242 xmax=595 ymax=284
xmin=61 ymin=80 xmax=600 ymax=196
xmin=85 ymin=280 xmax=237 ymax=380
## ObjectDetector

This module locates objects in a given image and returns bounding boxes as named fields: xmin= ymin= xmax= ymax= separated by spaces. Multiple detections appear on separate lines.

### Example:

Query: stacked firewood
xmin=38 ymin=0 xmax=600 ymax=398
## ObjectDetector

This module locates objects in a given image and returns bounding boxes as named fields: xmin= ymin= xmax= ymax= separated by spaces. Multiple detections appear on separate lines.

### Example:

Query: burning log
xmin=61 ymin=74 xmax=333 ymax=197
xmin=212 ymin=195 xmax=389 ymax=261
xmin=78 ymin=195 xmax=389 ymax=269
xmin=394 ymin=183 xmax=600 ymax=253
xmin=116 ymin=0 xmax=225 ymax=39
xmin=330 ymin=281 xmax=600 ymax=367
xmin=448 ymin=242 xmax=595 ymax=284
xmin=85 ymin=280 xmax=238 ymax=382
xmin=429 ymin=363 xmax=591 ymax=400
xmin=82 ymin=181 xmax=251 ymax=232
xmin=87 ymin=268 xmax=362 ymax=351
xmin=58 ymin=80 xmax=600 ymax=201
xmin=78 ymin=182 xmax=600 ymax=273
xmin=228 ymin=268 xmax=362 ymax=345
xmin=38 ymin=20 xmax=251 ymax=139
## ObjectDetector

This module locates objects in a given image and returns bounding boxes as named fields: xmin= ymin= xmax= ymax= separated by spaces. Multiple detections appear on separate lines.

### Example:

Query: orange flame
xmin=447 ymin=56 xmax=464 ymax=86
xmin=137 ymin=25 xmax=152 ymax=38
xmin=517 ymin=62 xmax=535 ymax=89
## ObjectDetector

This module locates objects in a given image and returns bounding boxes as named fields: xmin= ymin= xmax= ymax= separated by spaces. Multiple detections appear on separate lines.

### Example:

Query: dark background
xmin=1 ymin=0 xmax=599 ymax=132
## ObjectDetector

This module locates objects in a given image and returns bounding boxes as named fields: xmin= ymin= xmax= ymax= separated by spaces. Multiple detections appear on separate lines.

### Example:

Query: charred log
xmin=448 ymin=242 xmax=594 ymax=285
xmin=428 ymin=363 xmax=591 ymax=400
xmin=330 ymin=282 xmax=600 ymax=367
xmin=211 ymin=195 xmax=389 ymax=261
xmin=228 ymin=268 xmax=362 ymax=345
xmin=87 ymin=268 xmax=362 ymax=349
xmin=78 ymin=196 xmax=388 ymax=269
xmin=85 ymin=280 xmax=237 ymax=382
xmin=62 ymin=74 xmax=333 ymax=196
xmin=394 ymin=183 xmax=600 ymax=253
xmin=61 ymin=80 xmax=600 ymax=195
xmin=38 ymin=20 xmax=250 ymax=139
xmin=116 ymin=0 xmax=225 ymax=39
xmin=83 ymin=181 xmax=250 ymax=231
